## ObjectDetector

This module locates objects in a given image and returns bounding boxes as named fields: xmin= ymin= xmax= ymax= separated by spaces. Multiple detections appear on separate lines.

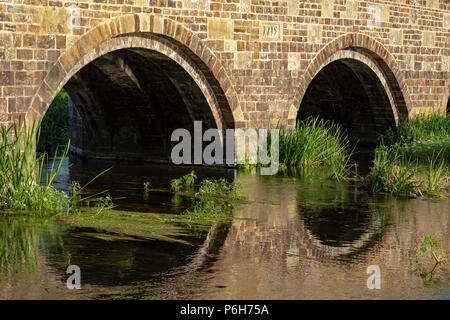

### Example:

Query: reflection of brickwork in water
xmin=209 ymin=178 xmax=449 ymax=299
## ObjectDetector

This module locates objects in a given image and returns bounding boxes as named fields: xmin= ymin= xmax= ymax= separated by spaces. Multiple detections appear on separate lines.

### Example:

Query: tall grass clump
xmin=384 ymin=113 xmax=450 ymax=165
xmin=0 ymin=120 xmax=68 ymax=212
xmin=170 ymin=171 xmax=197 ymax=192
xmin=384 ymin=112 xmax=450 ymax=147
xmin=37 ymin=89 xmax=69 ymax=154
xmin=276 ymin=117 xmax=354 ymax=180
xmin=369 ymin=145 xmax=423 ymax=196
xmin=369 ymin=113 xmax=449 ymax=197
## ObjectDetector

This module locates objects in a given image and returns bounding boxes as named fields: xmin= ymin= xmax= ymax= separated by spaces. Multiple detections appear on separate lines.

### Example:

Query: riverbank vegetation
xmin=277 ymin=117 xmax=353 ymax=173
xmin=0 ymin=119 xmax=112 ymax=214
xmin=238 ymin=116 xmax=354 ymax=181
xmin=0 ymin=120 xmax=68 ymax=212
xmin=237 ymin=113 xmax=448 ymax=197
xmin=368 ymin=113 xmax=449 ymax=197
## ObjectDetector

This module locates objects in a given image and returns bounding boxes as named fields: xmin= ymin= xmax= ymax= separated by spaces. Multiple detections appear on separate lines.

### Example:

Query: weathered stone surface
xmin=288 ymin=53 xmax=301 ymax=72
xmin=390 ymin=29 xmax=403 ymax=46
xmin=422 ymin=31 xmax=435 ymax=47
xmin=442 ymin=56 xmax=450 ymax=73
xmin=345 ymin=1 xmax=358 ymax=19
xmin=234 ymin=51 xmax=252 ymax=69
xmin=444 ymin=13 xmax=450 ymax=28
xmin=321 ymin=0 xmax=334 ymax=18
xmin=428 ymin=0 xmax=440 ymax=9
xmin=183 ymin=0 xmax=208 ymax=10
xmin=207 ymin=18 xmax=233 ymax=40
xmin=406 ymin=55 xmax=415 ymax=71
xmin=287 ymin=0 xmax=298 ymax=16
xmin=0 ymin=0 xmax=447 ymax=135
xmin=259 ymin=23 xmax=282 ymax=41
xmin=307 ymin=25 xmax=322 ymax=45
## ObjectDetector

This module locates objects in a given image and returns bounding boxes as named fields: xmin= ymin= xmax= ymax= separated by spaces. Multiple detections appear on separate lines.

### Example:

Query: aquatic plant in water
xmin=198 ymin=178 xmax=243 ymax=200
xmin=169 ymin=174 xmax=241 ymax=223
xmin=409 ymin=235 xmax=449 ymax=287
xmin=60 ymin=208 xmax=215 ymax=245
xmin=170 ymin=171 xmax=197 ymax=192
xmin=95 ymin=195 xmax=115 ymax=215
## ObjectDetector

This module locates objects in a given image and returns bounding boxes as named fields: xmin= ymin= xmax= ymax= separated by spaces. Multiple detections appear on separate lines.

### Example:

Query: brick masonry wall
xmin=0 ymin=0 xmax=449 ymax=130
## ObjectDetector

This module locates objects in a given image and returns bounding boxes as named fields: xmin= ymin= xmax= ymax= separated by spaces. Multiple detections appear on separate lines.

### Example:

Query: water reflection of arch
xmin=35 ymin=219 xmax=231 ymax=288
xmin=297 ymin=190 xmax=388 ymax=262
xmin=222 ymin=205 xmax=385 ymax=265
xmin=219 ymin=180 xmax=389 ymax=265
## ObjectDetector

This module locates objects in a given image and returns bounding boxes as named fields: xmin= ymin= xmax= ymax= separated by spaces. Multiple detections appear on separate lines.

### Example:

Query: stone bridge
xmin=0 ymin=0 xmax=449 ymax=161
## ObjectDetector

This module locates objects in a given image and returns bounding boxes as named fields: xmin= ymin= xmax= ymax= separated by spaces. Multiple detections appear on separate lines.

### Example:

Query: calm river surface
xmin=0 ymin=155 xmax=449 ymax=299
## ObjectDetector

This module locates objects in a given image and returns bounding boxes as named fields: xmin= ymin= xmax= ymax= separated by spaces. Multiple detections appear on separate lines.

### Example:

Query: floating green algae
xmin=56 ymin=208 xmax=222 ymax=246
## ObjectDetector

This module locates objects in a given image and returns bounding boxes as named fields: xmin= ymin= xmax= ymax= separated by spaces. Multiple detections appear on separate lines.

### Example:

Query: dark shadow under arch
xmin=29 ymin=16 xmax=240 ymax=165
xmin=297 ymin=58 xmax=397 ymax=145
xmin=65 ymin=46 xmax=223 ymax=163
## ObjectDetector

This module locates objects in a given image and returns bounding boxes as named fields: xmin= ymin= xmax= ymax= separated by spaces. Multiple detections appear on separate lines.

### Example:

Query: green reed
xmin=0 ymin=120 xmax=69 ymax=212
xmin=369 ymin=113 xmax=449 ymax=197
xmin=271 ymin=117 xmax=354 ymax=180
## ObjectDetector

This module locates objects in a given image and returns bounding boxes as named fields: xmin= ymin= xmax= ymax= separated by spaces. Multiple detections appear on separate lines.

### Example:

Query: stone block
xmin=444 ymin=14 xmax=450 ymax=28
xmin=183 ymin=0 xmax=208 ymax=10
xmin=39 ymin=7 xmax=70 ymax=34
xmin=367 ymin=4 xmax=389 ymax=28
xmin=259 ymin=23 xmax=282 ymax=41
xmin=409 ymin=9 xmax=418 ymax=25
xmin=153 ymin=15 xmax=163 ymax=34
xmin=390 ymin=29 xmax=402 ymax=46
xmin=428 ymin=0 xmax=439 ymax=9
xmin=321 ymin=0 xmax=333 ymax=18
xmin=406 ymin=55 xmax=415 ymax=70
xmin=208 ymin=18 xmax=233 ymax=40
xmin=234 ymin=52 xmax=252 ymax=69
xmin=422 ymin=31 xmax=435 ymax=47
xmin=240 ymin=0 xmax=251 ymax=13
xmin=288 ymin=53 xmax=301 ymax=71
xmin=442 ymin=55 xmax=449 ymax=72
xmin=307 ymin=25 xmax=322 ymax=44
xmin=287 ymin=0 xmax=298 ymax=16
xmin=224 ymin=40 xmax=237 ymax=52
xmin=345 ymin=1 xmax=358 ymax=19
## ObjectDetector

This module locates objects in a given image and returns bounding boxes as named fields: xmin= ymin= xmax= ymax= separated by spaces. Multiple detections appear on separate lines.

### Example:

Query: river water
xmin=0 ymin=155 xmax=448 ymax=299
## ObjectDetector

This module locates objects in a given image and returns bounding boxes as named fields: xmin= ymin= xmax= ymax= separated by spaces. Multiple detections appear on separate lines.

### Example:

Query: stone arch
xmin=290 ymin=34 xmax=411 ymax=126
xmin=27 ymin=14 xmax=240 ymax=131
